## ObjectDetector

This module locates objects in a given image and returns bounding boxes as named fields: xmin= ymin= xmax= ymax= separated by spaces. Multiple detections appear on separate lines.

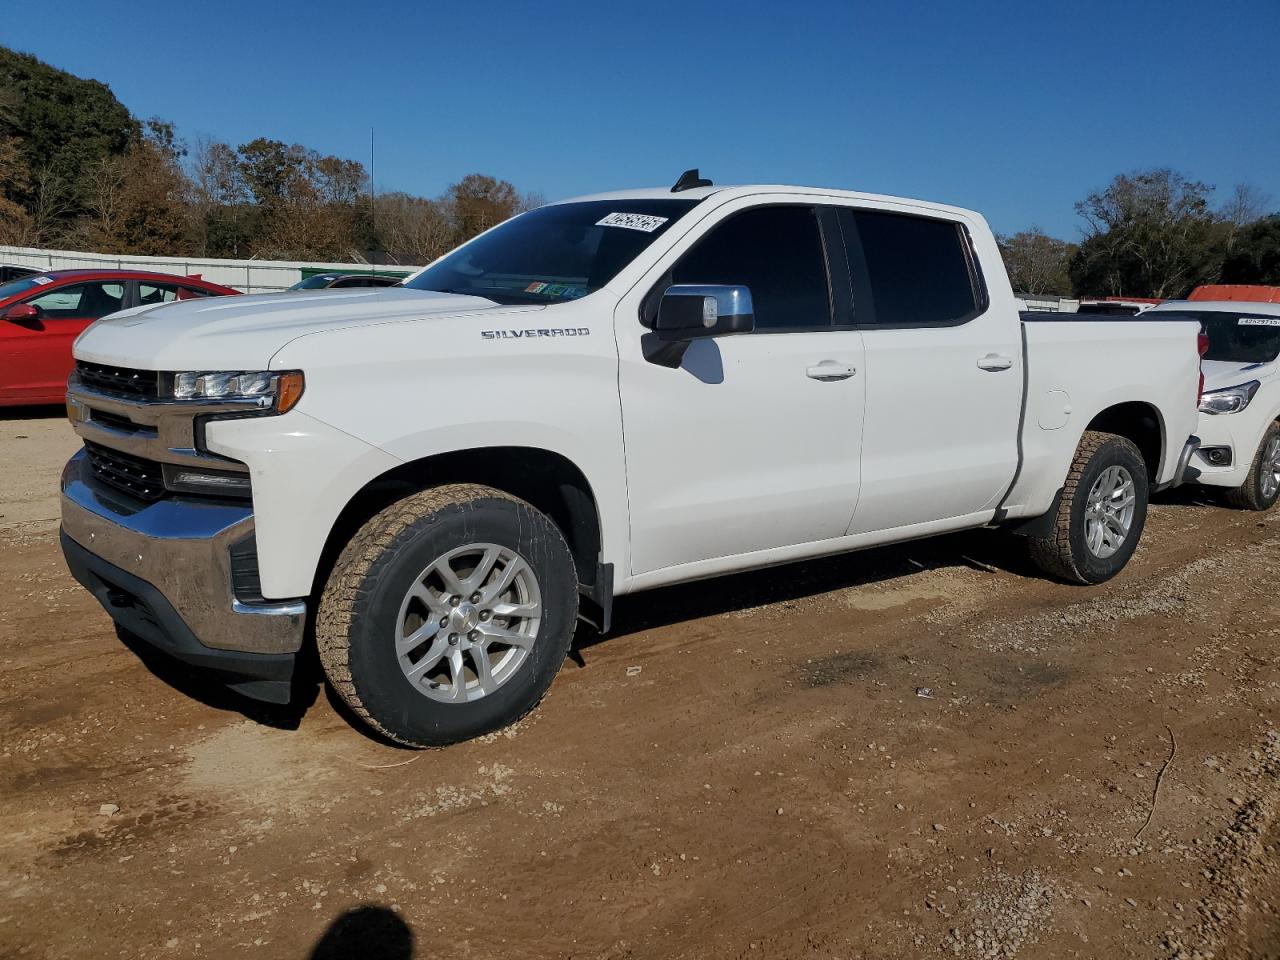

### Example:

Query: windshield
xmin=289 ymin=275 xmax=340 ymax=290
xmin=0 ymin=276 xmax=52 ymax=300
xmin=1156 ymin=310 xmax=1280 ymax=364
xmin=404 ymin=199 xmax=699 ymax=305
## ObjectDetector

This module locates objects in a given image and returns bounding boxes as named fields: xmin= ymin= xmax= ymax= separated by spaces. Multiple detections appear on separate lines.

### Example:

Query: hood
xmin=1202 ymin=358 xmax=1276 ymax=392
xmin=73 ymin=288 xmax=539 ymax=370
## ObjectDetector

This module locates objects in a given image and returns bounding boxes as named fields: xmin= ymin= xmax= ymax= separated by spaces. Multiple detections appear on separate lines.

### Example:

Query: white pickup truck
xmin=61 ymin=173 xmax=1204 ymax=746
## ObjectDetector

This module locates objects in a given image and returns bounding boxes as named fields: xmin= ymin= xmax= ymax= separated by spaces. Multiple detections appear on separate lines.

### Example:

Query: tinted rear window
xmin=848 ymin=211 xmax=978 ymax=326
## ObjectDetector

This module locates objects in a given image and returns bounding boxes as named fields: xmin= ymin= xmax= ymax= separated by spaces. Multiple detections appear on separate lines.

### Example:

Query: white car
xmin=1149 ymin=300 xmax=1280 ymax=510
xmin=60 ymin=174 xmax=1203 ymax=746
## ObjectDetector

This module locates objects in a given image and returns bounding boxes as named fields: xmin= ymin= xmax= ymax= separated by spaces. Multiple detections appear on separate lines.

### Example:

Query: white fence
xmin=0 ymin=245 xmax=423 ymax=294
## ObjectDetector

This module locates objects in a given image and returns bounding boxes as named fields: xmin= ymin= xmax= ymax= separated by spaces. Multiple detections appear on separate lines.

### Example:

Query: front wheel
xmin=1028 ymin=431 xmax=1150 ymax=585
xmin=1225 ymin=422 xmax=1280 ymax=512
xmin=317 ymin=484 xmax=578 ymax=747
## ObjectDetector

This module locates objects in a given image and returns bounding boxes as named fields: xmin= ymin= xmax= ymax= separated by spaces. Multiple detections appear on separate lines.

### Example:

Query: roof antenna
xmin=671 ymin=168 xmax=713 ymax=193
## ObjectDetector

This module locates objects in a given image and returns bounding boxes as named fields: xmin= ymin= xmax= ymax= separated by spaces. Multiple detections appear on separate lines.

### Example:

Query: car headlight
xmin=171 ymin=370 xmax=305 ymax=412
xmin=1199 ymin=380 xmax=1260 ymax=415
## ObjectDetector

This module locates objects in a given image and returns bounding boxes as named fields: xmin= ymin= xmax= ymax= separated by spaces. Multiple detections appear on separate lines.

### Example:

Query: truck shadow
xmin=572 ymin=526 xmax=1038 ymax=657
xmin=114 ymin=628 xmax=320 ymax=731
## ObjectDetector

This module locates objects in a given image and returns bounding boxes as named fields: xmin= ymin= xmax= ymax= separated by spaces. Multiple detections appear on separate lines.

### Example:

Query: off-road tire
xmin=317 ymin=483 xmax=577 ymax=747
xmin=1028 ymin=431 xmax=1149 ymax=585
xmin=1224 ymin=422 xmax=1280 ymax=512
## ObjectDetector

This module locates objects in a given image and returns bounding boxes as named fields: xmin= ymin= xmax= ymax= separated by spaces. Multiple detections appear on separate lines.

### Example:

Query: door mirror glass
xmin=655 ymin=285 xmax=754 ymax=340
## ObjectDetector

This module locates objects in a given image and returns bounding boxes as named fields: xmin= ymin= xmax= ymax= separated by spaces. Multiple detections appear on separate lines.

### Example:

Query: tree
xmin=445 ymin=174 xmax=523 ymax=243
xmin=1068 ymin=169 xmax=1224 ymax=298
xmin=78 ymin=121 xmax=196 ymax=255
xmin=371 ymin=191 xmax=453 ymax=263
xmin=1220 ymin=215 xmax=1280 ymax=285
xmin=997 ymin=228 xmax=1075 ymax=295
xmin=1221 ymin=183 xmax=1272 ymax=227
xmin=0 ymin=45 xmax=542 ymax=265
xmin=190 ymin=138 xmax=253 ymax=257
xmin=0 ymin=46 xmax=136 ymax=224
xmin=0 ymin=134 xmax=32 ymax=244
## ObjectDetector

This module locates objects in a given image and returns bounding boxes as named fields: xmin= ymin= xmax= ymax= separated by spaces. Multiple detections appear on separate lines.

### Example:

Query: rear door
xmin=837 ymin=206 xmax=1022 ymax=535
xmin=0 ymin=280 xmax=126 ymax=403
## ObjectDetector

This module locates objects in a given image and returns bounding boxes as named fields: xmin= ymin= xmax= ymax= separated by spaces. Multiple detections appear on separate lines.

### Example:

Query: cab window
xmin=666 ymin=206 xmax=831 ymax=331
xmin=26 ymin=282 xmax=125 ymax=319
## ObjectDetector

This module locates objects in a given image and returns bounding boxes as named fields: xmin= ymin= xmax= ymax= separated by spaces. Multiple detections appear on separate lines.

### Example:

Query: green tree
xmin=1068 ymin=169 xmax=1224 ymax=298
xmin=0 ymin=46 xmax=136 ymax=230
xmin=1220 ymin=215 xmax=1280 ymax=285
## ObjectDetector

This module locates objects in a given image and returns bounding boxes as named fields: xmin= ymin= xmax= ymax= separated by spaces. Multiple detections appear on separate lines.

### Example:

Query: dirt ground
xmin=2 ymin=410 xmax=1279 ymax=960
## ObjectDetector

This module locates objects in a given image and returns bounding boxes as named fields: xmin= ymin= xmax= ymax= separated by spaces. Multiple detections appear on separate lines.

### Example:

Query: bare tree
xmin=373 ymin=191 xmax=453 ymax=263
xmin=997 ymin=228 xmax=1075 ymax=295
xmin=27 ymin=167 xmax=73 ymax=246
xmin=1221 ymin=183 xmax=1272 ymax=227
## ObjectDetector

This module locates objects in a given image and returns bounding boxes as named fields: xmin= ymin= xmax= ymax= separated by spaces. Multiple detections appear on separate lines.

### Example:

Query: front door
xmin=617 ymin=202 xmax=866 ymax=577
xmin=0 ymin=280 xmax=126 ymax=403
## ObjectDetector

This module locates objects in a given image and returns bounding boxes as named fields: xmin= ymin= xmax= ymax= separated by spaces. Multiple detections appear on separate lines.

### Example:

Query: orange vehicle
xmin=1189 ymin=285 xmax=1280 ymax=304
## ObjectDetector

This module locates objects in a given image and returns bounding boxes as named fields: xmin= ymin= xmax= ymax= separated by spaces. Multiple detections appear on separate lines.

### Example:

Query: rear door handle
xmin=806 ymin=361 xmax=857 ymax=382
xmin=977 ymin=353 xmax=1014 ymax=372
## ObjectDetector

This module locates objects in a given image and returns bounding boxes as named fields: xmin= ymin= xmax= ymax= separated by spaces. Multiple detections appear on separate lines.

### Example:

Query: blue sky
xmin=7 ymin=0 xmax=1279 ymax=237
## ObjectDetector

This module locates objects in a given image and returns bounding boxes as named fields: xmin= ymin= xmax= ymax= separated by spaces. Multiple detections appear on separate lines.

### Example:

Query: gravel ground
xmin=1 ymin=410 xmax=1278 ymax=959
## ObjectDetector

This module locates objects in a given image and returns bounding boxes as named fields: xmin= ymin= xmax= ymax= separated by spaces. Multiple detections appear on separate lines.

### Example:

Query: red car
xmin=0 ymin=270 xmax=240 ymax=406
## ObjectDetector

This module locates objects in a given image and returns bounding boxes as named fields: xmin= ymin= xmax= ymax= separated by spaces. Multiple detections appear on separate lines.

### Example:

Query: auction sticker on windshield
xmin=597 ymin=212 xmax=669 ymax=232
xmin=1239 ymin=318 xmax=1280 ymax=326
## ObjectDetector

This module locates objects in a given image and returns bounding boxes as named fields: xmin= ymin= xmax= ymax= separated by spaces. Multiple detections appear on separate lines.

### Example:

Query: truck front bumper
xmin=59 ymin=450 xmax=306 ymax=703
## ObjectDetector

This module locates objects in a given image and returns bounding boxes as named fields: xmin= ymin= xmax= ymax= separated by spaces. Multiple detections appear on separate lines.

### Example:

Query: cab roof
xmin=555 ymin=184 xmax=983 ymax=222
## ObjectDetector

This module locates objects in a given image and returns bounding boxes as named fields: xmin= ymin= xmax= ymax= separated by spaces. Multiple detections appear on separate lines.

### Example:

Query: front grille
xmin=84 ymin=442 xmax=166 ymax=502
xmin=76 ymin=362 xmax=161 ymax=399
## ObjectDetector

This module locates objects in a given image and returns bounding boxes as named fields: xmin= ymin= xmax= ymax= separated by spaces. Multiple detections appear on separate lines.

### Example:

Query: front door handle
xmin=806 ymin=361 xmax=857 ymax=382
xmin=977 ymin=353 xmax=1014 ymax=372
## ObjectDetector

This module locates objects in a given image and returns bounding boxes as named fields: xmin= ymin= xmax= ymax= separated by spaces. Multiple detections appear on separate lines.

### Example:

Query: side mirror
xmin=2 ymin=303 xmax=41 ymax=327
xmin=655 ymin=285 xmax=754 ymax=340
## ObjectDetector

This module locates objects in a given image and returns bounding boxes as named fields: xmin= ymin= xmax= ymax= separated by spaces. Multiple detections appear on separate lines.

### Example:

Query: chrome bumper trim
xmin=60 ymin=450 xmax=305 ymax=655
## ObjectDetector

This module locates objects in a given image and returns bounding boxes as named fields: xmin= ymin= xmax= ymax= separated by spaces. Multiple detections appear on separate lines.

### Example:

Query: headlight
xmin=172 ymin=370 xmax=305 ymax=413
xmin=1199 ymin=380 xmax=1260 ymax=415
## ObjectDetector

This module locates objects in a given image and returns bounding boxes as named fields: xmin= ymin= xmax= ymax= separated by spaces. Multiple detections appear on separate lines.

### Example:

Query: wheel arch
xmin=311 ymin=445 xmax=610 ymax=623
xmin=1084 ymin=401 xmax=1166 ymax=482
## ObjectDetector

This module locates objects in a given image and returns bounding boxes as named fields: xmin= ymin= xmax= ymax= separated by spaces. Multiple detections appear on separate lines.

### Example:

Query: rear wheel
xmin=317 ymin=484 xmax=577 ymax=747
xmin=1028 ymin=431 xmax=1149 ymax=585
xmin=1225 ymin=422 xmax=1280 ymax=512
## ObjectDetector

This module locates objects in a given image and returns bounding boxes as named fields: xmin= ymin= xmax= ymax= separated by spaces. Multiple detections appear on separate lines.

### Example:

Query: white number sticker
xmin=1239 ymin=317 xmax=1280 ymax=327
xmin=31 ymin=276 xmax=52 ymax=285
xmin=596 ymin=212 xmax=668 ymax=233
